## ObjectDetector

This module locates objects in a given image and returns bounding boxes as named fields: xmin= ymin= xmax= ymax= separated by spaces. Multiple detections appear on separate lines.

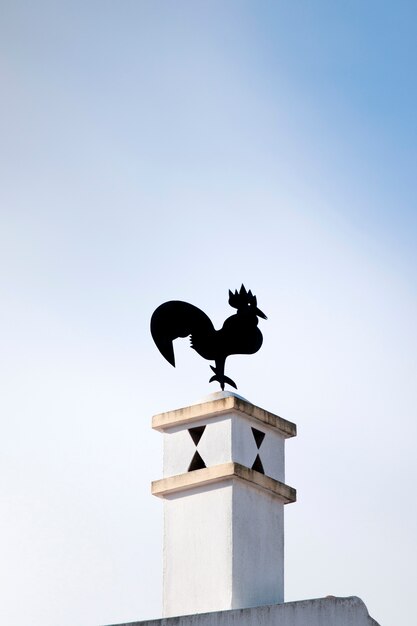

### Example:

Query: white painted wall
xmin=158 ymin=394 xmax=293 ymax=617
xmin=162 ymin=479 xmax=285 ymax=617
xmin=230 ymin=414 xmax=285 ymax=481
xmin=163 ymin=482 xmax=234 ymax=617
xmin=163 ymin=425 xmax=199 ymax=477
xmin=192 ymin=416 xmax=231 ymax=469
xmin=162 ymin=409 xmax=286 ymax=483
xmin=232 ymin=481 xmax=284 ymax=608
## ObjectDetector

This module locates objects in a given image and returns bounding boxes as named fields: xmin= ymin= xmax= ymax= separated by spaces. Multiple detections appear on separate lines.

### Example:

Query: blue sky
xmin=1 ymin=3 xmax=416 ymax=626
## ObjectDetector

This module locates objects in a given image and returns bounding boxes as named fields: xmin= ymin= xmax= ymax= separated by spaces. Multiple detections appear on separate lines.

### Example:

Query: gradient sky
xmin=1 ymin=2 xmax=416 ymax=626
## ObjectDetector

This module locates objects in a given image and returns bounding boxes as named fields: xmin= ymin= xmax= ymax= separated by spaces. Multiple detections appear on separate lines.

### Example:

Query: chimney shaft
xmin=152 ymin=392 xmax=296 ymax=618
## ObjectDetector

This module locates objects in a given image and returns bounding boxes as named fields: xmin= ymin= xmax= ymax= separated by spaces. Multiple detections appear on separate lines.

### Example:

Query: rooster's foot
xmin=209 ymin=366 xmax=237 ymax=391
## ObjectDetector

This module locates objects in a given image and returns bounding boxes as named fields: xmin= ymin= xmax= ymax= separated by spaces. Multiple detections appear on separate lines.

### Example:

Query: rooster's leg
xmin=209 ymin=357 xmax=237 ymax=390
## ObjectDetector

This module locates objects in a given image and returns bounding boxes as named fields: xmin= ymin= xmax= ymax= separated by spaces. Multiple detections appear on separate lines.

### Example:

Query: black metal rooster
xmin=150 ymin=285 xmax=267 ymax=390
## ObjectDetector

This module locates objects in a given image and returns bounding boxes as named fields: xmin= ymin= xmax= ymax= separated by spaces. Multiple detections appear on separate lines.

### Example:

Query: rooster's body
xmin=150 ymin=285 xmax=267 ymax=390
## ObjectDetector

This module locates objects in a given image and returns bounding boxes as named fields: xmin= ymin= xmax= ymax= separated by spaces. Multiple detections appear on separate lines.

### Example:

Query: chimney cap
xmin=152 ymin=393 xmax=296 ymax=438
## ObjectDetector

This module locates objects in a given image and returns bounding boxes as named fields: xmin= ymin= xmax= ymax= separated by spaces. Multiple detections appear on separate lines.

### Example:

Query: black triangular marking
xmin=188 ymin=426 xmax=206 ymax=446
xmin=252 ymin=454 xmax=265 ymax=474
xmin=251 ymin=427 xmax=265 ymax=449
xmin=188 ymin=451 xmax=206 ymax=472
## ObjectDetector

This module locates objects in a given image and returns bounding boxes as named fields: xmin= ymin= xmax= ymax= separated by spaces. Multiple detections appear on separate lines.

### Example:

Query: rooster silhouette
xmin=150 ymin=285 xmax=267 ymax=390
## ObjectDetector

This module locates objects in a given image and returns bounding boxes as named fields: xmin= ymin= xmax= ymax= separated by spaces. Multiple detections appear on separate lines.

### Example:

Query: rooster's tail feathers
xmin=150 ymin=300 xmax=214 ymax=367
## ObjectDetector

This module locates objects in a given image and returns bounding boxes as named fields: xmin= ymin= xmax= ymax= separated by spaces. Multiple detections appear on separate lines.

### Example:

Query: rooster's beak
xmin=256 ymin=308 xmax=267 ymax=320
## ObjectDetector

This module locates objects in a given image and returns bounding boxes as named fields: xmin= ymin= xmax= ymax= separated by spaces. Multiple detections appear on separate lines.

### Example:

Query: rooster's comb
xmin=228 ymin=284 xmax=257 ymax=309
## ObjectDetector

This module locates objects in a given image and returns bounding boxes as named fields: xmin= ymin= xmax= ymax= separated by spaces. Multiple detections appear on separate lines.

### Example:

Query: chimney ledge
xmin=151 ymin=461 xmax=296 ymax=504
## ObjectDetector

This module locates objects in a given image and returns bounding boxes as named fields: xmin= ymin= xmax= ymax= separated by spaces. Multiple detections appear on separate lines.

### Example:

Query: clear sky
xmin=1 ymin=2 xmax=416 ymax=625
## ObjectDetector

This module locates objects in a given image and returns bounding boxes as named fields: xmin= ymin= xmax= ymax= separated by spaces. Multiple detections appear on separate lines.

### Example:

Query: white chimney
xmin=152 ymin=391 xmax=296 ymax=618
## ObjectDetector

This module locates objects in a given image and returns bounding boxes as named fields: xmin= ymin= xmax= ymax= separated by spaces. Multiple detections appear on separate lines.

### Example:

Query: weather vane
xmin=150 ymin=285 xmax=267 ymax=390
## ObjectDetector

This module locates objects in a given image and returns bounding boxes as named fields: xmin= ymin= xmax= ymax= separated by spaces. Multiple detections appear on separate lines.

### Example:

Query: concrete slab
xmin=106 ymin=596 xmax=380 ymax=626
